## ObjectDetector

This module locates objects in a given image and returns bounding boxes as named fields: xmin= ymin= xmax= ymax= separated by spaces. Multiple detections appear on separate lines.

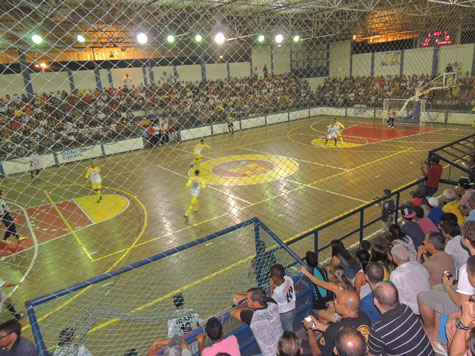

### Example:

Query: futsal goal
xmin=382 ymin=71 xmax=457 ymax=126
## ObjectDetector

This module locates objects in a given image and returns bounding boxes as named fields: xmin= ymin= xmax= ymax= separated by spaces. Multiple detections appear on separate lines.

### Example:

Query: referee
xmin=0 ymin=191 xmax=25 ymax=244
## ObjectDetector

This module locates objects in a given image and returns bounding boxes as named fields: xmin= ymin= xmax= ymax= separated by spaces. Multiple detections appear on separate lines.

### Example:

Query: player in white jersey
xmin=0 ymin=277 xmax=24 ymax=320
xmin=85 ymin=163 xmax=103 ymax=203
xmin=387 ymin=107 xmax=396 ymax=128
xmin=184 ymin=170 xmax=206 ymax=218
xmin=29 ymin=151 xmax=41 ymax=180
xmin=324 ymin=123 xmax=339 ymax=147
xmin=0 ymin=191 xmax=25 ymax=244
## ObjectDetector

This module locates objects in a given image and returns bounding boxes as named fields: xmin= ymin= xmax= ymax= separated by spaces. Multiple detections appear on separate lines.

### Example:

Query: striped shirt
xmin=368 ymin=303 xmax=434 ymax=356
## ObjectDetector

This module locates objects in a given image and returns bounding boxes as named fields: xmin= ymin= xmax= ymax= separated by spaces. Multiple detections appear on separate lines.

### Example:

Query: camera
xmin=304 ymin=316 xmax=316 ymax=329
xmin=442 ymin=270 xmax=453 ymax=280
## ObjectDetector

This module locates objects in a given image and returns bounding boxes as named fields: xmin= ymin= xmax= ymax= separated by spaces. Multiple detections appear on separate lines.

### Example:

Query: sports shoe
xmin=3 ymin=239 xmax=10 ymax=244
xmin=17 ymin=236 xmax=26 ymax=241
xmin=14 ymin=312 xmax=24 ymax=320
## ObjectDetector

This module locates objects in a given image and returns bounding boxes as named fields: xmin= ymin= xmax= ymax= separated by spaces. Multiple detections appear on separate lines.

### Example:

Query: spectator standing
xmin=400 ymin=206 xmax=426 ymax=248
xmin=0 ymin=319 xmax=38 ymax=356
xmin=390 ymin=243 xmax=431 ymax=314
xmin=427 ymin=197 xmax=444 ymax=227
xmin=417 ymin=231 xmax=455 ymax=287
xmin=196 ymin=317 xmax=240 ymax=356
xmin=303 ymin=290 xmax=371 ymax=356
xmin=231 ymin=288 xmax=282 ymax=356
xmin=334 ymin=326 xmax=367 ymax=356
xmin=368 ymin=283 xmax=434 ymax=356
xmin=269 ymin=264 xmax=296 ymax=331
xmin=304 ymin=251 xmax=334 ymax=311
xmin=124 ymin=74 xmax=132 ymax=89
xmin=378 ymin=189 xmax=394 ymax=231
xmin=359 ymin=263 xmax=385 ymax=324
xmin=442 ymin=188 xmax=466 ymax=225
xmin=421 ymin=156 xmax=443 ymax=197
xmin=263 ymin=65 xmax=269 ymax=79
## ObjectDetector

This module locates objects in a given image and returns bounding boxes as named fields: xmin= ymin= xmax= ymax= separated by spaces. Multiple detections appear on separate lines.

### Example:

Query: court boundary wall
xmin=2 ymin=106 xmax=473 ymax=176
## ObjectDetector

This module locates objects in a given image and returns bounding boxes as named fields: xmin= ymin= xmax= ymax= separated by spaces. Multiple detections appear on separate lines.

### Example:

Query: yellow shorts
xmin=189 ymin=196 xmax=198 ymax=204
xmin=92 ymin=183 xmax=102 ymax=190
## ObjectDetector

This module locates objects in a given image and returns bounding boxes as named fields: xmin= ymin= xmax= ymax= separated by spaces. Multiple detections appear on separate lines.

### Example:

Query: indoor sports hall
xmin=0 ymin=0 xmax=474 ymax=355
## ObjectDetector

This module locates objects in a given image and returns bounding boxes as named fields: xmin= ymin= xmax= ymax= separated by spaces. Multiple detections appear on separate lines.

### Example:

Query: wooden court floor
xmin=0 ymin=115 xmax=472 ymax=339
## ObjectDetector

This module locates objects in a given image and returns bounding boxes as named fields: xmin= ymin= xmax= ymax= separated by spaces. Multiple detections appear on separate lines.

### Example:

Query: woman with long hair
xmin=330 ymin=239 xmax=360 ymax=279
xmin=354 ymin=249 xmax=371 ymax=299
xmin=370 ymin=242 xmax=395 ymax=280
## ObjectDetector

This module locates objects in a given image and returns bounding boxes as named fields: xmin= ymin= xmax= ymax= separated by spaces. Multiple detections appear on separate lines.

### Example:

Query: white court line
xmin=155 ymin=163 xmax=253 ymax=205
xmin=240 ymin=147 xmax=348 ymax=171
xmin=283 ymin=178 xmax=369 ymax=203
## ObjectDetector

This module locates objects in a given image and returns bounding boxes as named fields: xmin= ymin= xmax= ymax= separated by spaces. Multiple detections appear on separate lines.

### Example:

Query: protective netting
xmin=28 ymin=220 xmax=302 ymax=356
xmin=0 ymin=0 xmax=474 ymax=352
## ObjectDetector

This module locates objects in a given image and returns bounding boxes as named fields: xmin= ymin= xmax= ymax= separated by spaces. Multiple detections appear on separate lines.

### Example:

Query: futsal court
xmin=0 ymin=115 xmax=470 ymax=325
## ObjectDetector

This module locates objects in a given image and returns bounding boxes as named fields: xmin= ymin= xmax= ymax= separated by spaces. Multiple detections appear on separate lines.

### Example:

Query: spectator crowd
xmin=0 ymin=73 xmax=315 ymax=160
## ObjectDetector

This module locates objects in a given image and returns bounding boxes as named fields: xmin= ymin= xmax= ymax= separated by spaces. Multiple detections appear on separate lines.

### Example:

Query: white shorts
xmin=327 ymin=133 xmax=337 ymax=139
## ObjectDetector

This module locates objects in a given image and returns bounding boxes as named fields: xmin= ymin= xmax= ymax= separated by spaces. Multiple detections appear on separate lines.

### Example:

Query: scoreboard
xmin=421 ymin=31 xmax=453 ymax=47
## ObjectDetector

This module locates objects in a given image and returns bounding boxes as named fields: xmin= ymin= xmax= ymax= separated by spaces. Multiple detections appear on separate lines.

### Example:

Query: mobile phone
xmin=304 ymin=316 xmax=316 ymax=328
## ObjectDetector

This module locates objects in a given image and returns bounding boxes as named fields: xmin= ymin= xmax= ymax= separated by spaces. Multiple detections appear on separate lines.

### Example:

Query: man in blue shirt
xmin=359 ymin=263 xmax=385 ymax=324
xmin=427 ymin=197 xmax=444 ymax=228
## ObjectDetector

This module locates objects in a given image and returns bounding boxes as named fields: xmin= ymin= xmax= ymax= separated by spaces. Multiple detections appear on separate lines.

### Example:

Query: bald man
xmin=368 ymin=282 xmax=434 ymax=356
xmin=335 ymin=326 xmax=367 ymax=356
xmin=303 ymin=290 xmax=371 ymax=356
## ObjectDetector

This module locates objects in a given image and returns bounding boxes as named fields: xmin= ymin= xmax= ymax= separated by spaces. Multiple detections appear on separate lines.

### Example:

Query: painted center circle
xmin=211 ymin=159 xmax=276 ymax=178
xmin=188 ymin=154 xmax=298 ymax=186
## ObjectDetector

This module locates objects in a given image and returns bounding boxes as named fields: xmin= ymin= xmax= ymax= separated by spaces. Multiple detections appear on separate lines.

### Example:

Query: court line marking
xmin=22 ymin=187 xmax=148 ymax=332
xmin=92 ymin=146 xmax=411 ymax=262
xmin=283 ymin=178 xmax=369 ymax=203
xmin=73 ymin=198 xmax=96 ymax=224
xmin=156 ymin=163 xmax=252 ymax=205
xmin=239 ymin=147 xmax=348 ymax=171
xmin=86 ymin=161 xmax=411 ymax=334
xmin=43 ymin=190 xmax=93 ymax=261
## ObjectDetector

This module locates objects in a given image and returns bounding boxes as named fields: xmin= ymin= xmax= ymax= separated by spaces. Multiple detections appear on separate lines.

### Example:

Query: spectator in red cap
xmin=421 ymin=156 xmax=443 ymax=197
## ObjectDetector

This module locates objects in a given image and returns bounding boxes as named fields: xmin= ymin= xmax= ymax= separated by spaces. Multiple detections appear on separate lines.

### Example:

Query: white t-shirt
xmin=272 ymin=276 xmax=296 ymax=314
xmin=445 ymin=235 xmax=470 ymax=276
xmin=456 ymin=263 xmax=475 ymax=296
xmin=30 ymin=154 xmax=40 ymax=169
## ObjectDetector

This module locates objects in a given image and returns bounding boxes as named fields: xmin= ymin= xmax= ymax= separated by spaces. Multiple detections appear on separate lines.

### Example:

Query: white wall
xmin=99 ymin=69 xmax=109 ymax=89
xmin=230 ymin=62 xmax=251 ymax=78
xmin=274 ymin=47 xmax=290 ymax=74
xmin=205 ymin=63 xmax=227 ymax=80
xmin=438 ymin=44 xmax=474 ymax=76
xmin=403 ymin=47 xmax=434 ymax=76
xmin=31 ymin=71 xmax=69 ymax=94
xmin=352 ymin=53 xmax=371 ymax=77
xmin=252 ymin=46 xmax=271 ymax=74
xmin=73 ymin=70 xmax=97 ymax=90
xmin=153 ymin=66 xmax=174 ymax=84
xmin=374 ymin=51 xmax=400 ymax=77
xmin=329 ymin=40 xmax=350 ymax=78
xmin=111 ymin=67 xmax=143 ymax=88
xmin=0 ymin=74 xmax=26 ymax=96
xmin=177 ymin=65 xmax=202 ymax=83
xmin=305 ymin=77 xmax=327 ymax=91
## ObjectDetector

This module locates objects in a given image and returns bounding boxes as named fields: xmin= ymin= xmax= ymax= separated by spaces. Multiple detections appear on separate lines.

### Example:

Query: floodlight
xmin=32 ymin=34 xmax=42 ymax=44
xmin=137 ymin=32 xmax=148 ymax=44
xmin=275 ymin=34 xmax=283 ymax=44
xmin=214 ymin=32 xmax=225 ymax=45
xmin=195 ymin=34 xmax=203 ymax=43
xmin=167 ymin=35 xmax=175 ymax=43
xmin=293 ymin=35 xmax=300 ymax=43
xmin=40 ymin=62 xmax=47 ymax=68
xmin=77 ymin=34 xmax=86 ymax=43
xmin=257 ymin=34 xmax=265 ymax=43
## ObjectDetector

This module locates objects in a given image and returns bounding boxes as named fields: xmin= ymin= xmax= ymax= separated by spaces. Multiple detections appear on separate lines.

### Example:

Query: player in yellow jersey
xmin=85 ymin=162 xmax=103 ymax=203
xmin=328 ymin=118 xmax=345 ymax=144
xmin=190 ymin=139 xmax=210 ymax=167
xmin=184 ymin=170 xmax=206 ymax=219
